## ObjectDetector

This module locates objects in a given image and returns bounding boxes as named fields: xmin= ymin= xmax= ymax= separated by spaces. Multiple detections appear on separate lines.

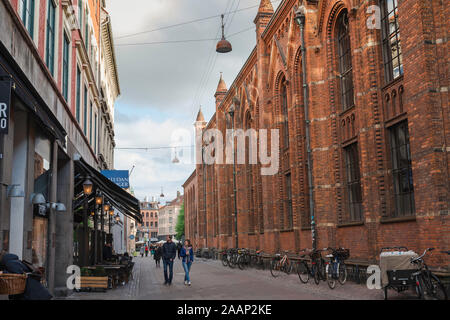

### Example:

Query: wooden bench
xmin=79 ymin=276 xmax=108 ymax=292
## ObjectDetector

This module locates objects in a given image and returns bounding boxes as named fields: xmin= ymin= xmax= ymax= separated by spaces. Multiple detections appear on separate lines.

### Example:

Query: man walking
xmin=177 ymin=242 xmax=182 ymax=259
xmin=162 ymin=236 xmax=177 ymax=285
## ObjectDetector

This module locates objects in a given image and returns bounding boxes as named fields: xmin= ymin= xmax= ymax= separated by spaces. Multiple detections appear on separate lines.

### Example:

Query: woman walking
xmin=180 ymin=239 xmax=194 ymax=286
xmin=140 ymin=246 xmax=144 ymax=258
xmin=154 ymin=244 xmax=162 ymax=267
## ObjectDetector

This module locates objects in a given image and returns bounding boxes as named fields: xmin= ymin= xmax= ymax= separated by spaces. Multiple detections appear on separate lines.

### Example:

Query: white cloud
xmin=114 ymin=113 xmax=195 ymax=201
xmin=107 ymin=0 xmax=282 ymax=201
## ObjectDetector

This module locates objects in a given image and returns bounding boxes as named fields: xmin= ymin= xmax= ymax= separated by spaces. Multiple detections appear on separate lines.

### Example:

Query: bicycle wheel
xmin=338 ymin=262 xmax=347 ymax=285
xmin=326 ymin=263 xmax=336 ymax=289
xmin=297 ymin=261 xmax=309 ymax=284
xmin=237 ymin=256 xmax=245 ymax=270
xmin=270 ymin=259 xmax=281 ymax=278
xmin=312 ymin=264 xmax=320 ymax=285
xmin=415 ymin=275 xmax=424 ymax=299
xmin=427 ymin=273 xmax=448 ymax=300
xmin=221 ymin=254 xmax=228 ymax=267
xmin=229 ymin=254 xmax=236 ymax=268
xmin=284 ymin=260 xmax=292 ymax=275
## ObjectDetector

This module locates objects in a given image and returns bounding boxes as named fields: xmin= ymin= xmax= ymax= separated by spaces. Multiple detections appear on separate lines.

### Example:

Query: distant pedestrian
xmin=180 ymin=239 xmax=194 ymax=286
xmin=177 ymin=242 xmax=182 ymax=259
xmin=151 ymin=247 xmax=155 ymax=256
xmin=154 ymin=244 xmax=162 ymax=267
xmin=140 ymin=246 xmax=144 ymax=258
xmin=145 ymin=245 xmax=149 ymax=257
xmin=162 ymin=236 xmax=177 ymax=286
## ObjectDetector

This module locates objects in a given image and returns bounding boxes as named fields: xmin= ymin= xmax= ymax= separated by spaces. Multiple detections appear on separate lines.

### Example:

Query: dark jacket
xmin=180 ymin=246 xmax=194 ymax=263
xmin=154 ymin=247 xmax=162 ymax=260
xmin=162 ymin=242 xmax=177 ymax=260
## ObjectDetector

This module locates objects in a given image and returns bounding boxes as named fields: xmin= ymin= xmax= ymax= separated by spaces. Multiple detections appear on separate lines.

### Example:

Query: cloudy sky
xmin=106 ymin=0 xmax=281 ymax=203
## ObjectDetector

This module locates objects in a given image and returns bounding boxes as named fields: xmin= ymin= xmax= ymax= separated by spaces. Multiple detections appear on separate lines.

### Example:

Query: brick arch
xmin=326 ymin=1 xmax=350 ymax=74
xmin=292 ymin=45 xmax=303 ymax=100
xmin=324 ymin=0 xmax=350 ymax=228
xmin=273 ymin=70 xmax=288 ymax=122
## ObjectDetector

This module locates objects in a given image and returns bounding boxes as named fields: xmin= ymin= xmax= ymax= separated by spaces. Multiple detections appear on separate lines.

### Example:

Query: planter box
xmin=79 ymin=276 xmax=108 ymax=292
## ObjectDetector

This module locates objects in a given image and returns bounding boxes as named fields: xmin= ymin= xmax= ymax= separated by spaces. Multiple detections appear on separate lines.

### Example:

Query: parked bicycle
xmin=270 ymin=251 xmax=294 ymax=278
xmin=250 ymin=250 xmax=265 ymax=270
xmin=325 ymin=247 xmax=350 ymax=289
xmin=236 ymin=249 xmax=251 ymax=270
xmin=221 ymin=249 xmax=229 ymax=267
xmin=310 ymin=248 xmax=328 ymax=285
xmin=297 ymin=249 xmax=312 ymax=284
xmin=296 ymin=248 xmax=326 ymax=285
xmin=412 ymin=248 xmax=447 ymax=300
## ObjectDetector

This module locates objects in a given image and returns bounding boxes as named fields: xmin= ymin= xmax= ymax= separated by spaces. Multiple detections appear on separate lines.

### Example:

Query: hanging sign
xmin=101 ymin=170 xmax=130 ymax=189
xmin=0 ymin=80 xmax=11 ymax=135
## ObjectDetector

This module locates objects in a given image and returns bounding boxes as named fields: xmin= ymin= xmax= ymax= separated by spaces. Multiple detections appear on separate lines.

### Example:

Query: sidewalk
xmin=60 ymin=256 xmax=419 ymax=300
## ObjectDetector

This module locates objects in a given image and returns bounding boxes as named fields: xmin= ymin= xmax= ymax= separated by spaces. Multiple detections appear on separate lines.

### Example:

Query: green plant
xmin=80 ymin=267 xmax=92 ymax=276
xmin=175 ymin=202 xmax=185 ymax=240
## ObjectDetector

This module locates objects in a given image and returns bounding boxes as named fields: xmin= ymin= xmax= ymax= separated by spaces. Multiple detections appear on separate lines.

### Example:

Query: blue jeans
xmin=163 ymin=259 xmax=174 ymax=283
xmin=182 ymin=261 xmax=192 ymax=282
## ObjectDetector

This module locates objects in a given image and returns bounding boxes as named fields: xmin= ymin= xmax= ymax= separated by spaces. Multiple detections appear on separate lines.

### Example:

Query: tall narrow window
xmin=285 ymin=173 xmax=293 ymax=229
xmin=78 ymin=0 xmax=83 ymax=27
xmin=83 ymin=86 xmax=88 ymax=136
xmin=76 ymin=67 xmax=81 ymax=123
xmin=21 ymin=0 xmax=35 ymax=37
xmin=389 ymin=120 xmax=415 ymax=217
xmin=344 ymin=143 xmax=363 ymax=221
xmin=381 ymin=0 xmax=403 ymax=82
xmin=336 ymin=11 xmax=354 ymax=111
xmin=62 ymin=34 xmax=70 ymax=102
xmin=85 ymin=9 xmax=89 ymax=49
xmin=89 ymin=103 xmax=93 ymax=145
xmin=281 ymin=80 xmax=289 ymax=148
xmin=46 ymin=0 xmax=56 ymax=75
xmin=94 ymin=113 xmax=98 ymax=154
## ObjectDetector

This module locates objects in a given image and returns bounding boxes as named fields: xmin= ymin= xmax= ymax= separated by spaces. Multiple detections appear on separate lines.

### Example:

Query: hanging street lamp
xmin=82 ymin=177 xmax=93 ymax=196
xmin=95 ymin=192 xmax=103 ymax=205
xmin=103 ymin=201 xmax=110 ymax=213
xmin=216 ymin=14 xmax=232 ymax=53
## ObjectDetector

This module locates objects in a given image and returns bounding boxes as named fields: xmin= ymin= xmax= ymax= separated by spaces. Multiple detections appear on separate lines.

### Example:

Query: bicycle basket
xmin=335 ymin=248 xmax=350 ymax=260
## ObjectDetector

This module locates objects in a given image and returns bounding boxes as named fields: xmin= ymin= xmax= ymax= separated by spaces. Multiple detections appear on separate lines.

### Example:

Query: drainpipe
xmin=295 ymin=5 xmax=317 ymax=251
xmin=202 ymin=146 xmax=207 ymax=248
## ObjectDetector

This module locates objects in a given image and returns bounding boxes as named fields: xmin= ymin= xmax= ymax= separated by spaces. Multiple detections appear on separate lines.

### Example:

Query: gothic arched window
xmin=336 ymin=10 xmax=354 ymax=111
xmin=280 ymin=78 xmax=289 ymax=148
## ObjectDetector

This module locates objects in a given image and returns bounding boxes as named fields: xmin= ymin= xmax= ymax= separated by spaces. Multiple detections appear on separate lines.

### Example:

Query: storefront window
xmin=32 ymin=130 xmax=52 ymax=268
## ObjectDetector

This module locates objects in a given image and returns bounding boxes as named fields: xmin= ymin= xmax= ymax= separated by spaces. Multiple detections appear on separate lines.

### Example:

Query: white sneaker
xmin=188 ymin=281 xmax=191 ymax=286
xmin=184 ymin=280 xmax=187 ymax=285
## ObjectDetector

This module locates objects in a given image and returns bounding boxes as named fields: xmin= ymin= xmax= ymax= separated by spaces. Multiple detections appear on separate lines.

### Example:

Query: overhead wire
xmin=197 ymin=0 xmax=241 ymax=107
xmin=114 ymin=0 xmax=281 ymax=40
xmin=189 ymin=0 xmax=234 ymax=119
xmin=114 ymin=27 xmax=255 ymax=47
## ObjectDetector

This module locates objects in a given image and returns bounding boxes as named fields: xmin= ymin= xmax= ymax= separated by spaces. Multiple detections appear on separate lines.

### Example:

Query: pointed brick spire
xmin=196 ymin=107 xmax=205 ymax=122
xmin=254 ymin=0 xmax=274 ymax=31
xmin=215 ymin=72 xmax=227 ymax=97
xmin=258 ymin=0 xmax=274 ymax=14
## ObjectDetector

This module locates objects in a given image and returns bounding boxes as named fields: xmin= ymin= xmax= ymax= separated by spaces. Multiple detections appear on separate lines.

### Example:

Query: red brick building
xmin=183 ymin=0 xmax=449 ymax=271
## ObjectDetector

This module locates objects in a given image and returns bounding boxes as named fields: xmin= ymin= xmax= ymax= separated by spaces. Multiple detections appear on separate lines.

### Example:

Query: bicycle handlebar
xmin=411 ymin=248 xmax=434 ymax=263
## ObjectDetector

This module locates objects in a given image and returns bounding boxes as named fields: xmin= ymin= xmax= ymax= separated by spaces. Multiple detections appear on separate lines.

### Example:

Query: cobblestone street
xmin=62 ymin=256 xmax=419 ymax=300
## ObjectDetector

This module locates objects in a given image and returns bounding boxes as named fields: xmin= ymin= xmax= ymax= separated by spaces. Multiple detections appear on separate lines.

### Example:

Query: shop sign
xmin=101 ymin=170 xmax=130 ymax=189
xmin=0 ymin=80 xmax=11 ymax=135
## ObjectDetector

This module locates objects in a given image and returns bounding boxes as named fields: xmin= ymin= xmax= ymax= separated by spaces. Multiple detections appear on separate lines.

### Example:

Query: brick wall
xmin=183 ymin=0 xmax=449 ymax=271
